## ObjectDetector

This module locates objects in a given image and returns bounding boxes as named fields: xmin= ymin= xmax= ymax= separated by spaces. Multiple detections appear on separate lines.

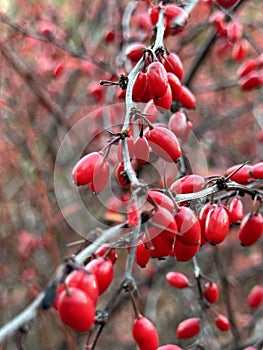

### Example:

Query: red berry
xmin=147 ymin=61 xmax=168 ymax=98
xmin=65 ymin=270 xmax=99 ymax=305
xmin=133 ymin=315 xmax=159 ymax=350
xmin=225 ymin=164 xmax=253 ymax=185
xmin=125 ymin=43 xmax=146 ymax=63
xmin=238 ymin=213 xmax=263 ymax=246
xmin=89 ymin=156 xmax=110 ymax=193
xmin=58 ymin=287 xmax=95 ymax=332
xmin=136 ymin=240 xmax=151 ymax=268
xmin=166 ymin=271 xmax=190 ymax=289
xmin=147 ymin=190 xmax=175 ymax=212
xmin=174 ymin=207 xmax=201 ymax=246
xmin=163 ymin=53 xmax=184 ymax=81
xmin=238 ymin=70 xmax=263 ymax=90
xmin=250 ymin=162 xmax=263 ymax=179
xmin=227 ymin=21 xmax=242 ymax=42
xmin=203 ymin=282 xmax=219 ymax=304
xmin=178 ymin=86 xmax=196 ymax=110
xmin=164 ymin=4 xmax=188 ymax=34
xmin=199 ymin=202 xmax=216 ymax=236
xmin=214 ymin=314 xmax=231 ymax=331
xmin=204 ymin=205 xmax=229 ymax=245
xmin=72 ymin=152 xmax=102 ymax=186
xmin=86 ymin=257 xmax=114 ymax=295
xmin=237 ymin=58 xmax=258 ymax=77
xmin=148 ymin=230 xmax=174 ymax=259
xmin=172 ymin=239 xmax=200 ymax=262
xmin=215 ymin=0 xmax=239 ymax=9
xmin=247 ymin=285 xmax=263 ymax=308
xmin=150 ymin=207 xmax=178 ymax=239
xmin=170 ymin=174 xmax=205 ymax=194
xmin=167 ymin=73 xmax=182 ymax=101
xmin=134 ymin=136 xmax=150 ymax=163
xmin=145 ymin=126 xmax=181 ymax=163
xmin=154 ymin=84 xmax=172 ymax=110
xmin=176 ymin=318 xmax=201 ymax=339
xmin=168 ymin=111 xmax=188 ymax=140
xmin=148 ymin=6 xmax=160 ymax=26
xmin=232 ymin=40 xmax=247 ymax=62
xmin=228 ymin=197 xmax=244 ymax=223
xmin=132 ymin=71 xmax=149 ymax=102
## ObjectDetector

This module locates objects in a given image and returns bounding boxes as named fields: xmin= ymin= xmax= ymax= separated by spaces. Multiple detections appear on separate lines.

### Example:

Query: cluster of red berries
xmin=209 ymin=10 xmax=246 ymax=62
xmin=126 ymin=46 xmax=196 ymax=111
xmin=52 ymin=246 xmax=116 ymax=332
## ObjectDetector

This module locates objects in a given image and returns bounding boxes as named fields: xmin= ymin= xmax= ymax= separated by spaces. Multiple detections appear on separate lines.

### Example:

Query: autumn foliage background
xmin=0 ymin=0 xmax=263 ymax=349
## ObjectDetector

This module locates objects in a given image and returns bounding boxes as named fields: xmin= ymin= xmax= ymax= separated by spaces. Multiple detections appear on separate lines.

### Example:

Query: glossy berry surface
xmin=58 ymin=287 xmax=95 ymax=332
xmin=65 ymin=270 xmax=99 ymax=305
xmin=145 ymin=126 xmax=182 ymax=162
xmin=204 ymin=205 xmax=229 ymax=245
xmin=203 ymin=282 xmax=219 ymax=304
xmin=166 ymin=271 xmax=190 ymax=289
xmin=214 ymin=314 xmax=231 ymax=331
xmin=133 ymin=315 xmax=159 ymax=350
xmin=247 ymin=285 xmax=263 ymax=308
xmin=176 ymin=317 xmax=201 ymax=339
xmin=238 ymin=213 xmax=263 ymax=246
xmin=85 ymin=257 xmax=114 ymax=295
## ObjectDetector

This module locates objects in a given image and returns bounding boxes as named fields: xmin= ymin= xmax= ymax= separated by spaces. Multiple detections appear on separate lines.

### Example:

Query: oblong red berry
xmin=125 ymin=43 xmax=146 ymax=62
xmin=214 ymin=314 xmax=231 ymax=331
xmin=178 ymin=86 xmax=196 ymax=110
xmin=136 ymin=239 xmax=151 ymax=268
xmin=58 ymin=287 xmax=95 ymax=332
xmin=134 ymin=136 xmax=150 ymax=163
xmin=170 ymin=174 xmax=205 ymax=194
xmin=172 ymin=239 xmax=200 ymax=262
xmin=133 ymin=315 xmax=159 ymax=350
xmin=147 ymin=61 xmax=168 ymax=98
xmin=166 ymin=271 xmax=190 ymax=289
xmin=147 ymin=190 xmax=175 ymax=212
xmin=145 ymin=126 xmax=182 ymax=162
xmin=65 ymin=270 xmax=99 ymax=305
xmin=168 ymin=111 xmax=188 ymax=140
xmin=89 ymin=157 xmax=110 ymax=193
xmin=150 ymin=207 xmax=178 ymax=239
xmin=176 ymin=318 xmax=201 ymax=339
xmin=174 ymin=207 xmax=201 ymax=246
xmin=132 ymin=71 xmax=149 ymax=102
xmin=250 ymin=162 xmax=263 ymax=179
xmin=247 ymin=285 xmax=263 ymax=308
xmin=72 ymin=152 xmax=103 ymax=186
xmin=85 ymin=257 xmax=114 ymax=295
xmin=203 ymin=282 xmax=219 ymax=304
xmin=154 ymin=83 xmax=172 ymax=110
xmin=238 ymin=213 xmax=263 ymax=246
xmin=204 ymin=206 xmax=229 ymax=245
xmin=238 ymin=70 xmax=263 ymax=90
xmin=225 ymin=164 xmax=253 ymax=185
xmin=167 ymin=73 xmax=182 ymax=100
xmin=228 ymin=197 xmax=244 ymax=223
xmin=163 ymin=53 xmax=184 ymax=81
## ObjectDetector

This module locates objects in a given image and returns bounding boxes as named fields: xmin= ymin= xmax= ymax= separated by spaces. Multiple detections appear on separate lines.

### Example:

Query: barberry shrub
xmin=0 ymin=1 xmax=263 ymax=350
